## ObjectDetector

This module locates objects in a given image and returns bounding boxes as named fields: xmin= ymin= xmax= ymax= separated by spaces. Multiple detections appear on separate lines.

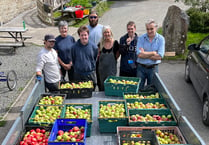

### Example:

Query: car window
xmin=200 ymin=37 xmax=209 ymax=54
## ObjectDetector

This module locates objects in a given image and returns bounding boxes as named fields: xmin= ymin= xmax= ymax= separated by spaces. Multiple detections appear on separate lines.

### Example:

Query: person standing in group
xmin=136 ymin=19 xmax=165 ymax=90
xmin=87 ymin=10 xmax=103 ymax=45
xmin=36 ymin=34 xmax=61 ymax=92
xmin=87 ymin=10 xmax=103 ymax=90
xmin=119 ymin=21 xmax=138 ymax=77
xmin=70 ymin=26 xmax=98 ymax=89
xmin=54 ymin=21 xmax=75 ymax=81
xmin=98 ymin=26 xmax=120 ymax=91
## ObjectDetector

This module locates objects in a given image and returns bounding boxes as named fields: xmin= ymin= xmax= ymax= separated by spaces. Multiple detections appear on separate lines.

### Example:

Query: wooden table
xmin=0 ymin=27 xmax=32 ymax=46
xmin=61 ymin=7 xmax=89 ymax=20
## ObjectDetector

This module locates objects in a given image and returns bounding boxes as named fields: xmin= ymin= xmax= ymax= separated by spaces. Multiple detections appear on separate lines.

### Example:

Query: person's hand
xmin=36 ymin=75 xmax=42 ymax=82
xmin=139 ymin=47 xmax=144 ymax=52
xmin=152 ymin=51 xmax=157 ymax=55
xmin=126 ymin=37 xmax=132 ymax=45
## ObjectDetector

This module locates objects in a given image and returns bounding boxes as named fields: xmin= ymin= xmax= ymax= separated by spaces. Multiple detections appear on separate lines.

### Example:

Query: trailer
xmin=2 ymin=73 xmax=206 ymax=145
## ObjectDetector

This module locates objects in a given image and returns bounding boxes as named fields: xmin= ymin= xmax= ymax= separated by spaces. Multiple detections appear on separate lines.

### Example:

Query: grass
xmin=0 ymin=117 xmax=6 ymax=127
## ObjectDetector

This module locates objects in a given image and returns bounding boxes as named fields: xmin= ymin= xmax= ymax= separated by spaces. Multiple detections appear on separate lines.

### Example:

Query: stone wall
xmin=0 ymin=0 xmax=36 ymax=25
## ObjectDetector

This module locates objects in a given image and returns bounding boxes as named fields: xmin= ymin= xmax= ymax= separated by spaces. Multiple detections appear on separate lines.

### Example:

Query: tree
xmin=175 ymin=0 xmax=209 ymax=12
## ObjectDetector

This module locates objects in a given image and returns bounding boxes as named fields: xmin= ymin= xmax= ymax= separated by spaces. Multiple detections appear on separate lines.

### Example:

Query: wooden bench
xmin=0 ymin=35 xmax=32 ymax=41
xmin=0 ymin=42 xmax=23 ymax=53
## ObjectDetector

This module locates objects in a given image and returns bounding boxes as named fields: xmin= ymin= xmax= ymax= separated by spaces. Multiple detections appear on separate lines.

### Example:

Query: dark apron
xmin=98 ymin=48 xmax=117 ymax=91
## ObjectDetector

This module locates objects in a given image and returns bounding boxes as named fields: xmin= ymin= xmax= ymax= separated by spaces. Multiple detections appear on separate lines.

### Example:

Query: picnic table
xmin=0 ymin=27 xmax=32 ymax=52
xmin=61 ymin=7 xmax=89 ymax=20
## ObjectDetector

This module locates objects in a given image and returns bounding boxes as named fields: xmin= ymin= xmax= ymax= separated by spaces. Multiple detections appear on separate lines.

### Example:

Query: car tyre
xmin=202 ymin=98 xmax=209 ymax=126
xmin=185 ymin=62 xmax=191 ymax=83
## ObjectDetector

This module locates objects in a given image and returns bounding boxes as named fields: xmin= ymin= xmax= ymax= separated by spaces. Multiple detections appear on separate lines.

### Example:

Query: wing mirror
xmin=188 ymin=44 xmax=200 ymax=51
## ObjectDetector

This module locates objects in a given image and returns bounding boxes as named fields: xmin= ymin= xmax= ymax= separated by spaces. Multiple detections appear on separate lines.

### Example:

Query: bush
xmin=186 ymin=7 xmax=209 ymax=33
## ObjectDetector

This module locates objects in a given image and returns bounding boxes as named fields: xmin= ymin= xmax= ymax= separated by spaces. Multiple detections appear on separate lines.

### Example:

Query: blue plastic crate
xmin=48 ymin=119 xmax=87 ymax=145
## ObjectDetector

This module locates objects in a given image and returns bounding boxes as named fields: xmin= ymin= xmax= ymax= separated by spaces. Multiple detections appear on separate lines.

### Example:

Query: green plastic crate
xmin=123 ymin=92 xmax=162 ymax=100
xmin=61 ymin=103 xmax=92 ymax=137
xmin=36 ymin=93 xmax=66 ymax=106
xmin=98 ymin=100 xmax=128 ymax=133
xmin=126 ymin=98 xmax=169 ymax=110
xmin=104 ymin=76 xmax=140 ymax=97
xmin=28 ymin=105 xmax=64 ymax=126
xmin=128 ymin=109 xmax=177 ymax=126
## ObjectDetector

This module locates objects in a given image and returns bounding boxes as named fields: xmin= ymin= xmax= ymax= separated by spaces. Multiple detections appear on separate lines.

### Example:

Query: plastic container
xmin=98 ymin=100 xmax=128 ymax=133
xmin=128 ymin=109 xmax=177 ymax=126
xmin=36 ymin=93 xmax=66 ymax=106
xmin=48 ymin=119 xmax=87 ymax=145
xmin=62 ymin=103 xmax=92 ymax=137
xmin=117 ymin=126 xmax=187 ymax=145
xmin=83 ymin=9 xmax=90 ymax=15
xmin=123 ymin=92 xmax=162 ymax=100
xmin=59 ymin=81 xmax=93 ymax=99
xmin=28 ymin=105 xmax=64 ymax=126
xmin=75 ymin=10 xmax=84 ymax=18
xmin=104 ymin=76 xmax=140 ymax=97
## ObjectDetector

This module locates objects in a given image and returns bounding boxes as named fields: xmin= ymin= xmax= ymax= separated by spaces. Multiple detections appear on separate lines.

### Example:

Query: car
xmin=185 ymin=35 xmax=209 ymax=125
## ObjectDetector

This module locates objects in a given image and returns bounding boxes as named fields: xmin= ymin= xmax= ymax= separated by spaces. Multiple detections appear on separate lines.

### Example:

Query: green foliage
xmin=175 ymin=0 xmax=209 ymax=12
xmin=65 ymin=0 xmax=92 ymax=7
xmin=186 ymin=7 xmax=209 ymax=33
xmin=0 ymin=119 xmax=6 ymax=127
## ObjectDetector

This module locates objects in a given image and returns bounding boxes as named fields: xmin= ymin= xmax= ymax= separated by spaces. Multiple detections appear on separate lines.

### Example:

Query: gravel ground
xmin=0 ymin=44 xmax=41 ymax=118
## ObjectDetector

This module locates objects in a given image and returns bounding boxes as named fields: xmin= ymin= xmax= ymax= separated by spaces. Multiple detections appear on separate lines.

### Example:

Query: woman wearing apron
xmin=97 ymin=26 xmax=120 ymax=91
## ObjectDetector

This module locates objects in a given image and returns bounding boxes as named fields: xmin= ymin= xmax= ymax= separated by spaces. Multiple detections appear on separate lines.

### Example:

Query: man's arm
xmin=137 ymin=48 xmax=157 ymax=59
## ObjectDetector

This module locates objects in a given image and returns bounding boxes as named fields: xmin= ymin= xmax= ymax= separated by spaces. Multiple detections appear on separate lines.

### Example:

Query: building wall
xmin=0 ymin=0 xmax=36 ymax=25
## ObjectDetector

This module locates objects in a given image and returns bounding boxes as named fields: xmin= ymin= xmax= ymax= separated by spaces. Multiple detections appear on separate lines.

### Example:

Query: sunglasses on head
xmin=89 ymin=16 xmax=97 ymax=19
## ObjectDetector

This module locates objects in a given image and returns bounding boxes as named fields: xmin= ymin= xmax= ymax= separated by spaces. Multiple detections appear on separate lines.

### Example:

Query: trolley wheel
xmin=6 ymin=70 xmax=17 ymax=91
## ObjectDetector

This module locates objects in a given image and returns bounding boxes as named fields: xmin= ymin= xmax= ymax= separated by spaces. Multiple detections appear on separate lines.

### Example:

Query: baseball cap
xmin=44 ymin=34 xmax=56 ymax=41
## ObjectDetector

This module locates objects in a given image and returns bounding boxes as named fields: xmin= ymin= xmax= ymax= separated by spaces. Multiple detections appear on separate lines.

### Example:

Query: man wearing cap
xmin=36 ymin=34 xmax=61 ymax=92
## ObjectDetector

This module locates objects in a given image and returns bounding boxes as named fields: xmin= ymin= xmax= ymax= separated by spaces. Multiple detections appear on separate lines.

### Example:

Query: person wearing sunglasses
xmin=54 ymin=21 xmax=75 ymax=82
xmin=136 ymin=19 xmax=165 ymax=90
xmin=36 ymin=34 xmax=61 ymax=92
xmin=87 ymin=10 xmax=103 ymax=46
xmin=119 ymin=21 xmax=138 ymax=77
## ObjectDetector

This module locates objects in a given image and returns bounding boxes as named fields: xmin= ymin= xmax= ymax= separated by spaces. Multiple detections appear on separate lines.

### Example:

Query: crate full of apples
xmin=36 ymin=93 xmax=66 ymax=106
xmin=18 ymin=126 xmax=51 ymax=145
xmin=104 ymin=76 xmax=140 ymax=97
xmin=126 ymin=98 xmax=169 ymax=110
xmin=48 ymin=119 xmax=87 ymax=145
xmin=128 ymin=109 xmax=177 ymax=126
xmin=62 ymin=103 xmax=92 ymax=137
xmin=98 ymin=100 xmax=128 ymax=133
xmin=123 ymin=92 xmax=162 ymax=100
xmin=117 ymin=126 xmax=187 ymax=145
xmin=28 ymin=106 xmax=64 ymax=126
xmin=117 ymin=127 xmax=157 ymax=145
xmin=59 ymin=81 xmax=94 ymax=99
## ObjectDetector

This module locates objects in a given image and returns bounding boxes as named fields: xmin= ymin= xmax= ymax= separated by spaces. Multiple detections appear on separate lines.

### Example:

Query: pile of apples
xmin=38 ymin=95 xmax=64 ymax=105
xmin=155 ymin=129 xmax=181 ymax=144
xmin=129 ymin=114 xmax=173 ymax=122
xmin=33 ymin=106 xmax=62 ymax=124
xmin=121 ymin=140 xmax=151 ymax=145
xmin=127 ymin=101 xmax=167 ymax=109
xmin=109 ymin=78 xmax=138 ymax=85
xmin=19 ymin=128 xmax=50 ymax=145
xmin=121 ymin=132 xmax=142 ymax=138
xmin=99 ymin=103 xmax=126 ymax=118
xmin=124 ymin=93 xmax=159 ymax=99
xmin=60 ymin=81 xmax=93 ymax=89
xmin=55 ymin=126 xmax=85 ymax=142
xmin=65 ymin=106 xmax=91 ymax=122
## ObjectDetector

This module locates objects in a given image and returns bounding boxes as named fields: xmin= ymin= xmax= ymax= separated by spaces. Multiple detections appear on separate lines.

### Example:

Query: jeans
xmin=136 ymin=64 xmax=158 ymax=90
xmin=61 ymin=66 xmax=74 ymax=81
